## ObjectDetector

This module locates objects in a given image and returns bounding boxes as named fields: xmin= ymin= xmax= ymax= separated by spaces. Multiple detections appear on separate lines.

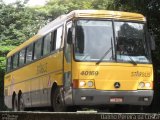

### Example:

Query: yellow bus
xmin=4 ymin=10 xmax=154 ymax=112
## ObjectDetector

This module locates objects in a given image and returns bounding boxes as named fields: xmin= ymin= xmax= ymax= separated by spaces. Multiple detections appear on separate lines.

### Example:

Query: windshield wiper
xmin=96 ymin=47 xmax=112 ymax=65
xmin=128 ymin=56 xmax=137 ymax=65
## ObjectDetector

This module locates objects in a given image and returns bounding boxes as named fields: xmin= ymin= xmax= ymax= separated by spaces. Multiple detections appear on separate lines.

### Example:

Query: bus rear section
xmin=71 ymin=63 xmax=153 ymax=106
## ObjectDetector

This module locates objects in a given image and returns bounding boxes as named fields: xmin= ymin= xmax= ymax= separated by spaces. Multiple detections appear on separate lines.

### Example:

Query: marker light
xmin=73 ymin=80 xmax=79 ymax=88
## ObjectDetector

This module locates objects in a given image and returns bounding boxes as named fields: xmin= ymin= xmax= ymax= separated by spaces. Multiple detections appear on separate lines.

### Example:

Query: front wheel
xmin=52 ymin=87 xmax=66 ymax=112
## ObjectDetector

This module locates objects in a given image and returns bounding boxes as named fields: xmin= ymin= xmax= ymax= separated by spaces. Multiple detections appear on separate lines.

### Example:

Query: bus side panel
xmin=29 ymin=50 xmax=63 ymax=107
xmin=4 ymin=51 xmax=63 ymax=109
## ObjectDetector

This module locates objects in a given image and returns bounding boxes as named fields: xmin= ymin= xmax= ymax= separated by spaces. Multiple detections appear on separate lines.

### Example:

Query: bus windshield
xmin=74 ymin=20 xmax=151 ymax=63
xmin=115 ymin=21 xmax=150 ymax=63
xmin=74 ymin=20 xmax=114 ymax=62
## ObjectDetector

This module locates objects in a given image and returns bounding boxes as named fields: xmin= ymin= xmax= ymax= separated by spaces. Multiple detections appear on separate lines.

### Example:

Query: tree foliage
xmin=0 ymin=0 xmax=47 ymax=71
xmin=0 ymin=0 xmax=47 ymax=110
xmin=37 ymin=0 xmax=115 ymax=21
xmin=0 ymin=1 xmax=46 ymax=45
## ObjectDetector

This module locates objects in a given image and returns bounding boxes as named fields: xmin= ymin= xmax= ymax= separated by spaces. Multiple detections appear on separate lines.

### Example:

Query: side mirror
xmin=150 ymin=35 xmax=155 ymax=50
xmin=67 ymin=28 xmax=72 ymax=44
xmin=147 ymin=30 xmax=155 ymax=50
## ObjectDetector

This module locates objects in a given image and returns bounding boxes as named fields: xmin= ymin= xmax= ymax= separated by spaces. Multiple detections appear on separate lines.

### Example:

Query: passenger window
xmin=64 ymin=22 xmax=72 ymax=63
xmin=50 ymin=26 xmax=63 ymax=52
xmin=7 ymin=57 xmax=11 ymax=72
xmin=34 ymin=39 xmax=42 ymax=59
xmin=43 ymin=33 xmax=51 ymax=55
xmin=19 ymin=49 xmax=26 ymax=66
xmin=26 ymin=44 xmax=33 ymax=63
xmin=56 ymin=26 xmax=63 ymax=49
xmin=13 ymin=53 xmax=19 ymax=69
xmin=51 ymin=30 xmax=57 ymax=51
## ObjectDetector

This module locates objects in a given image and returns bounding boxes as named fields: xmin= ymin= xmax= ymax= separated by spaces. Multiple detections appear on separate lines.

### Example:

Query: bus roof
xmin=71 ymin=10 xmax=145 ymax=21
xmin=7 ymin=10 xmax=145 ymax=58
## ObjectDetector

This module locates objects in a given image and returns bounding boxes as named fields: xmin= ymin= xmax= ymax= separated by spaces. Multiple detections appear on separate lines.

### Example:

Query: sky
xmin=4 ymin=0 xmax=47 ymax=6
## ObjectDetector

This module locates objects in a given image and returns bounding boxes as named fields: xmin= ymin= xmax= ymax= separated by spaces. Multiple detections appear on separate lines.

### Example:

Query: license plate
xmin=110 ymin=98 xmax=123 ymax=103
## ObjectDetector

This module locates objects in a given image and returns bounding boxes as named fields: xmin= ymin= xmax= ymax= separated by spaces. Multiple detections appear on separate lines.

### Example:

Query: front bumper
xmin=72 ymin=89 xmax=153 ymax=106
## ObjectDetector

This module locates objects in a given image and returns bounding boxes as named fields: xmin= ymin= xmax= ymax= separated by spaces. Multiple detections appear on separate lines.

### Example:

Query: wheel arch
xmin=12 ymin=91 xmax=16 ymax=108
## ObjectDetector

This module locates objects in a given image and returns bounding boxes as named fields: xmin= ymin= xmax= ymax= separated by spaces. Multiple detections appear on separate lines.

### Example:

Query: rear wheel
xmin=13 ymin=95 xmax=18 ymax=111
xmin=52 ymin=87 xmax=66 ymax=112
xmin=18 ymin=94 xmax=25 ymax=111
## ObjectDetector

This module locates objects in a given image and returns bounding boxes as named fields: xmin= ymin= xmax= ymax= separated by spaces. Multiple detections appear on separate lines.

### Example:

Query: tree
xmin=114 ymin=0 xmax=160 ymax=112
xmin=37 ymin=0 xmax=115 ymax=21
xmin=0 ymin=1 xmax=47 ymax=110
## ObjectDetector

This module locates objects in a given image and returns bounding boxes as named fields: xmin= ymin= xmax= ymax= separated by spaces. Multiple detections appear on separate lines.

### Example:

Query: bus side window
xmin=51 ymin=26 xmax=63 ymax=52
xmin=56 ymin=26 xmax=63 ymax=50
xmin=26 ymin=44 xmax=33 ymax=63
xmin=43 ymin=33 xmax=51 ymax=56
xmin=13 ymin=53 xmax=19 ymax=69
xmin=64 ymin=22 xmax=72 ymax=63
xmin=19 ymin=49 xmax=26 ymax=66
xmin=7 ymin=57 xmax=11 ymax=72
xmin=51 ymin=30 xmax=57 ymax=51
xmin=34 ymin=38 xmax=43 ymax=59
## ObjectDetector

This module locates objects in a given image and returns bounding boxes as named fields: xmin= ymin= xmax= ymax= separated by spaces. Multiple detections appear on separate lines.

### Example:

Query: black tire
xmin=18 ymin=94 xmax=25 ymax=111
xmin=13 ymin=95 xmax=18 ymax=111
xmin=52 ymin=87 xmax=66 ymax=112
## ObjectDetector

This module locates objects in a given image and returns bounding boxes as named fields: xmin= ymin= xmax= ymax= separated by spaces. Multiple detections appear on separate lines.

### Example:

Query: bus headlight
xmin=145 ymin=82 xmax=151 ymax=88
xmin=139 ymin=82 xmax=145 ymax=88
xmin=79 ymin=81 xmax=86 ymax=87
xmin=88 ymin=81 xmax=94 ymax=87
